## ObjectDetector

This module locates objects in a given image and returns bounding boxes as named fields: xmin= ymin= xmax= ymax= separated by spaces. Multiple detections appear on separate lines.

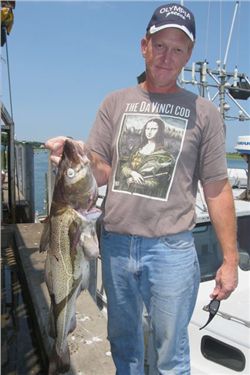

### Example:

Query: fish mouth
xmin=63 ymin=139 xmax=89 ymax=164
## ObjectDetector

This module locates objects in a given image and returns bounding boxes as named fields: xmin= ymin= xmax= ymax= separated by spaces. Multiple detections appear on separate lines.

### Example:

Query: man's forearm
xmin=203 ymin=179 xmax=239 ymax=264
xmin=203 ymin=179 xmax=239 ymax=299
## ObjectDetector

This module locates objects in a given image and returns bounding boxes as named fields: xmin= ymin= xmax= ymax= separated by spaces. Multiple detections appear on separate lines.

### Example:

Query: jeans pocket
xmin=160 ymin=231 xmax=194 ymax=250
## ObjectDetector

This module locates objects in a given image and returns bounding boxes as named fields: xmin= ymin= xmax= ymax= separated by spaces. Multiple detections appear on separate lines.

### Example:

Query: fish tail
xmin=48 ymin=343 xmax=70 ymax=374
xmin=48 ymin=306 xmax=56 ymax=338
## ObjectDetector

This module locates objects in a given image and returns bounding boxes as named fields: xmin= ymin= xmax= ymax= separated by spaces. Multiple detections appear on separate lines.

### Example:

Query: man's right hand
xmin=45 ymin=136 xmax=68 ymax=165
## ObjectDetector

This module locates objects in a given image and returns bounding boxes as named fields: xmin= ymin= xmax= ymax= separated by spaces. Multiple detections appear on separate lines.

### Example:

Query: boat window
xmin=239 ymin=251 xmax=250 ymax=271
xmin=193 ymin=215 xmax=250 ymax=280
xmin=193 ymin=224 xmax=223 ymax=282
xmin=237 ymin=216 xmax=250 ymax=271
xmin=237 ymin=216 xmax=250 ymax=257
xmin=201 ymin=335 xmax=246 ymax=371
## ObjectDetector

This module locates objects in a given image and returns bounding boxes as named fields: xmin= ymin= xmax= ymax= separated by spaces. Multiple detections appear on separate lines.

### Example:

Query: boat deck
xmin=1 ymin=223 xmax=115 ymax=375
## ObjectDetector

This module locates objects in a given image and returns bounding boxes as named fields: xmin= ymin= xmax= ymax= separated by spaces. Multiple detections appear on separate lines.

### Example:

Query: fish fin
xmin=48 ymin=298 xmax=56 ymax=339
xmin=39 ymin=220 xmax=50 ymax=252
xmin=81 ymin=234 xmax=99 ymax=259
xmin=86 ymin=193 xmax=97 ymax=211
xmin=40 ymin=215 xmax=50 ymax=223
xmin=81 ymin=260 xmax=90 ymax=290
xmin=49 ymin=313 xmax=56 ymax=339
xmin=68 ymin=314 xmax=77 ymax=334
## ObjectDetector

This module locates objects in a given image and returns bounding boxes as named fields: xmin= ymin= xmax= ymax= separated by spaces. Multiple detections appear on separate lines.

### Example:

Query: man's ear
xmin=185 ymin=41 xmax=194 ymax=64
xmin=141 ymin=37 xmax=148 ymax=57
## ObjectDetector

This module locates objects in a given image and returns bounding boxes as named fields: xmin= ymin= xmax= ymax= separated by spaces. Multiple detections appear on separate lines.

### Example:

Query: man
xmin=46 ymin=3 xmax=238 ymax=374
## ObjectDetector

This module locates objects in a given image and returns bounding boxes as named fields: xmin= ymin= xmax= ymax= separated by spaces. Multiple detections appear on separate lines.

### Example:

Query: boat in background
xmin=188 ymin=137 xmax=250 ymax=375
xmin=228 ymin=167 xmax=247 ymax=189
xmin=140 ymin=1 xmax=250 ymax=372
xmin=182 ymin=1 xmax=250 ymax=372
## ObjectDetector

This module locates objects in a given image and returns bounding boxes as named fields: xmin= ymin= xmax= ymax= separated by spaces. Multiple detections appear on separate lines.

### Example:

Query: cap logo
xmin=159 ymin=5 xmax=191 ymax=21
xmin=146 ymin=3 xmax=196 ymax=42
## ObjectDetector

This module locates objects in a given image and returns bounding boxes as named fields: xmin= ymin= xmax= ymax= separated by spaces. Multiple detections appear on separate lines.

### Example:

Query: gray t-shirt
xmin=87 ymin=85 xmax=227 ymax=237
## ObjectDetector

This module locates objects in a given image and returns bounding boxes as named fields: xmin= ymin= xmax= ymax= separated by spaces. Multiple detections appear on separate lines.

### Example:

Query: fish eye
xmin=66 ymin=168 xmax=75 ymax=178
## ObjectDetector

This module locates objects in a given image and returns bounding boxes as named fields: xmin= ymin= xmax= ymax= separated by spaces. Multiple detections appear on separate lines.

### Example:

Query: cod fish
xmin=40 ymin=139 xmax=100 ymax=374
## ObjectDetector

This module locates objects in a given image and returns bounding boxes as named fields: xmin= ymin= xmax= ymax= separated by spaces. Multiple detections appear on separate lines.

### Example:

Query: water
xmin=33 ymin=151 xmax=247 ymax=215
xmin=227 ymin=157 xmax=248 ymax=170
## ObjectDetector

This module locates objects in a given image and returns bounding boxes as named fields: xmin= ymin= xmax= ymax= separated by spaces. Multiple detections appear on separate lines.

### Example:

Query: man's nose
xmin=161 ymin=48 xmax=171 ymax=62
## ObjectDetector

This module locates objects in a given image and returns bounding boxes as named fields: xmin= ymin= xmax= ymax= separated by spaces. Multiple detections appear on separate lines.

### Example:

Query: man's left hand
xmin=210 ymin=261 xmax=238 ymax=300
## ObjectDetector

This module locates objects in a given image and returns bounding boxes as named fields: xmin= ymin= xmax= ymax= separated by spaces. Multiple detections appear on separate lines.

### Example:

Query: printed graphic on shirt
xmin=112 ymin=113 xmax=188 ymax=201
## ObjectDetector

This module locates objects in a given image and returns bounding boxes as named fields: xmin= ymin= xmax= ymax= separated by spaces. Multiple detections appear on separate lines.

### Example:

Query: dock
xmin=1 ymin=116 xmax=115 ymax=374
xmin=1 ymin=222 xmax=115 ymax=375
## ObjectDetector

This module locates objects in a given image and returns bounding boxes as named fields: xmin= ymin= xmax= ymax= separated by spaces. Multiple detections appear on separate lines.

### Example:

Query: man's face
xmin=141 ymin=28 xmax=193 ymax=93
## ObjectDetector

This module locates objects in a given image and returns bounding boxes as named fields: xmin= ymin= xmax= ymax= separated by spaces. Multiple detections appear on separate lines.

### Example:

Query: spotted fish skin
xmin=40 ymin=139 xmax=100 ymax=374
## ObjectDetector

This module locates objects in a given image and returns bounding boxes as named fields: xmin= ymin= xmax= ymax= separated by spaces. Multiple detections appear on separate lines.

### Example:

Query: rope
xmin=236 ymin=2 xmax=241 ymax=68
xmin=204 ymin=1 xmax=211 ymax=60
xmin=219 ymin=1 xmax=222 ymax=64
xmin=223 ymin=1 xmax=240 ymax=67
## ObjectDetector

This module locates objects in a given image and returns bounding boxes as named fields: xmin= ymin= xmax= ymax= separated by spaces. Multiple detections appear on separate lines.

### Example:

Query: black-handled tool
xmin=199 ymin=298 xmax=220 ymax=330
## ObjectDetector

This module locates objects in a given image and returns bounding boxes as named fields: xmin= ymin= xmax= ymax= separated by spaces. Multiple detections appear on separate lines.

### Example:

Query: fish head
xmin=62 ymin=139 xmax=91 ymax=185
xmin=52 ymin=139 xmax=97 ymax=210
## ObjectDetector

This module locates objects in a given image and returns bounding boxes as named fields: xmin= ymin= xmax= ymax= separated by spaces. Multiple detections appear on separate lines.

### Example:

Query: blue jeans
xmin=100 ymin=229 xmax=200 ymax=375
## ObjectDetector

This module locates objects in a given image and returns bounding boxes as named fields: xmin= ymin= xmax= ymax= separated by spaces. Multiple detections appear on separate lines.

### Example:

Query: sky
xmin=1 ymin=0 xmax=250 ymax=151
